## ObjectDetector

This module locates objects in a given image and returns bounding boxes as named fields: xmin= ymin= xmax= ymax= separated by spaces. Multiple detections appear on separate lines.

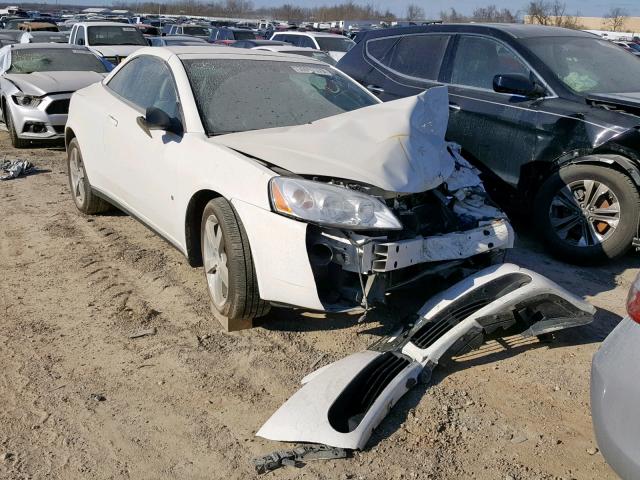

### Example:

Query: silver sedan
xmin=0 ymin=43 xmax=109 ymax=147
xmin=591 ymin=273 xmax=640 ymax=479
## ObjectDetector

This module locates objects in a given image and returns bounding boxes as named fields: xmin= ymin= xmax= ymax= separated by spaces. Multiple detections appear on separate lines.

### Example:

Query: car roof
xmin=256 ymin=45 xmax=320 ymax=52
xmin=135 ymin=45 xmax=329 ymax=64
xmin=10 ymin=42 xmax=80 ymax=50
xmin=356 ymin=23 xmax=595 ymax=41
xmin=75 ymin=21 xmax=137 ymax=27
xmin=27 ymin=30 xmax=67 ymax=36
xmin=243 ymin=40 xmax=285 ymax=45
xmin=164 ymin=34 xmax=206 ymax=40
xmin=275 ymin=31 xmax=346 ymax=38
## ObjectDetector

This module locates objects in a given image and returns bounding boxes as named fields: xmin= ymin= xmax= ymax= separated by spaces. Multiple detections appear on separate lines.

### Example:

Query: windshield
xmin=182 ymin=58 xmax=377 ymax=135
xmin=182 ymin=26 xmax=209 ymax=36
xmin=8 ymin=48 xmax=107 ymax=73
xmin=627 ymin=43 xmax=640 ymax=52
xmin=286 ymin=50 xmax=337 ymax=66
xmin=316 ymin=37 xmax=355 ymax=52
xmin=522 ymin=36 xmax=640 ymax=94
xmin=87 ymin=26 xmax=147 ymax=46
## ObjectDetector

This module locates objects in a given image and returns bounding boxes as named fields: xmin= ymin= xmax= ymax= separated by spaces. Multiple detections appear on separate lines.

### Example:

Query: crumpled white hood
xmin=214 ymin=86 xmax=456 ymax=194
xmin=3 ymin=70 xmax=106 ymax=96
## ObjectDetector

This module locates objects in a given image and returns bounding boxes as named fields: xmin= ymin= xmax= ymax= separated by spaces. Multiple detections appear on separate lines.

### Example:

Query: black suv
xmin=338 ymin=24 xmax=640 ymax=263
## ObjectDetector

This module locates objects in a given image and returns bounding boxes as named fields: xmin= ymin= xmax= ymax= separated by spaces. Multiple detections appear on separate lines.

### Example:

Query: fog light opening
xmin=309 ymin=242 xmax=334 ymax=266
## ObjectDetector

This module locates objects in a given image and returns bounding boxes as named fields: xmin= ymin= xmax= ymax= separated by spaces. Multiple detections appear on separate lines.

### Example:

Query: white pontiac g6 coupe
xmin=65 ymin=46 xmax=513 ymax=330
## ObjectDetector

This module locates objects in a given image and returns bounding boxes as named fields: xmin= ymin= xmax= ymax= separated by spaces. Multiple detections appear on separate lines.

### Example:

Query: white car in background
xmin=270 ymin=31 xmax=355 ymax=61
xmin=251 ymin=44 xmax=337 ymax=65
xmin=0 ymin=44 xmax=108 ymax=147
xmin=68 ymin=22 xmax=148 ymax=65
xmin=64 ymin=46 xmax=514 ymax=331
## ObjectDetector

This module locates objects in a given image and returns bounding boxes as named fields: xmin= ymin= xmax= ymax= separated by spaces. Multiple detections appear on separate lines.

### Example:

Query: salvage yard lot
xmin=0 ymin=131 xmax=636 ymax=479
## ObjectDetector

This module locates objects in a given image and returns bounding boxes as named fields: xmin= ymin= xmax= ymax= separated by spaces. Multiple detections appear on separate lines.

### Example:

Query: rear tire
xmin=5 ymin=105 xmax=30 ymax=149
xmin=200 ymin=197 xmax=269 ymax=331
xmin=534 ymin=163 xmax=639 ymax=264
xmin=67 ymin=138 xmax=111 ymax=214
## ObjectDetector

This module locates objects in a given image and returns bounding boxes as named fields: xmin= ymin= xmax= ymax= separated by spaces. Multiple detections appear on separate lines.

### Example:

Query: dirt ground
xmin=0 ymin=131 xmax=637 ymax=480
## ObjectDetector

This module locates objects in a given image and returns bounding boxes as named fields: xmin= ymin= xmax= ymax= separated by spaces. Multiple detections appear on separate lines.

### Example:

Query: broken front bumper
xmin=233 ymin=199 xmax=513 ymax=312
xmin=11 ymin=93 xmax=69 ymax=140
xmin=256 ymin=263 xmax=595 ymax=450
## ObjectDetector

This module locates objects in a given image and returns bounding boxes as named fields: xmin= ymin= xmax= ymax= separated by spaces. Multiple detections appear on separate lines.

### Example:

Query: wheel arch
xmin=520 ymin=153 xmax=640 ymax=204
xmin=65 ymin=127 xmax=76 ymax=150
xmin=184 ymin=189 xmax=223 ymax=267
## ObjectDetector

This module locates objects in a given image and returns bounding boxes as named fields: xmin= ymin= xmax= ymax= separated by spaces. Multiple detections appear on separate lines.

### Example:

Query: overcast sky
xmin=55 ymin=0 xmax=640 ymax=17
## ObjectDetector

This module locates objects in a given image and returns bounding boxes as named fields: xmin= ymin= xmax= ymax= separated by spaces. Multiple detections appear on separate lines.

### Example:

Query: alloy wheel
xmin=69 ymin=148 xmax=86 ymax=207
xmin=548 ymin=179 xmax=621 ymax=247
xmin=203 ymin=215 xmax=229 ymax=308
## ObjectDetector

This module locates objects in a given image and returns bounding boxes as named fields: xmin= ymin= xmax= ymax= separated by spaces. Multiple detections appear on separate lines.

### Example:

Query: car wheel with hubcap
xmin=200 ymin=197 xmax=269 ymax=331
xmin=66 ymin=138 xmax=111 ymax=214
xmin=534 ymin=163 xmax=640 ymax=264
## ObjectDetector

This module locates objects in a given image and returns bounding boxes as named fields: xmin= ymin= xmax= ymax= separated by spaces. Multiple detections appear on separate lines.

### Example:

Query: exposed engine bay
xmin=303 ymin=147 xmax=513 ymax=310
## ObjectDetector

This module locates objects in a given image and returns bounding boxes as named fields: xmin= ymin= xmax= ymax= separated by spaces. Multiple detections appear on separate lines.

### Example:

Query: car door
xmin=444 ymin=34 xmax=541 ymax=187
xmin=360 ymin=33 xmax=451 ymax=101
xmin=100 ymin=55 xmax=184 ymax=242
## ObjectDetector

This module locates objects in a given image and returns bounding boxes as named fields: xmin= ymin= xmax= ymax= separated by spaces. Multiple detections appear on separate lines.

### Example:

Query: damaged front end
xmin=257 ymin=263 xmax=595 ymax=450
xmin=301 ymin=149 xmax=513 ymax=311
xmin=220 ymin=86 xmax=513 ymax=312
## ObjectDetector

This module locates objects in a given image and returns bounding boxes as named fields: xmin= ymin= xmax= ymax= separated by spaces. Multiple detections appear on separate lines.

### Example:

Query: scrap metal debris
xmin=0 ymin=160 xmax=37 ymax=180
xmin=252 ymin=444 xmax=348 ymax=474
xmin=128 ymin=327 xmax=157 ymax=339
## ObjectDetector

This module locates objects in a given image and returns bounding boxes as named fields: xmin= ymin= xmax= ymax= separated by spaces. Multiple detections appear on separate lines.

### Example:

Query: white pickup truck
xmin=68 ymin=22 xmax=147 ymax=65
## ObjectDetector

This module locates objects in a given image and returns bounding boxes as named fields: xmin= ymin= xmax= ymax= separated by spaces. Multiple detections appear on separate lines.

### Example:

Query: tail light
xmin=626 ymin=273 xmax=640 ymax=323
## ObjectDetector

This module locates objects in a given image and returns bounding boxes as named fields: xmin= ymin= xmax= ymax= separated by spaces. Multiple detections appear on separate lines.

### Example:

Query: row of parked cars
xmin=4 ymin=21 xmax=640 ymax=265
xmin=0 ymin=19 xmax=637 ymax=476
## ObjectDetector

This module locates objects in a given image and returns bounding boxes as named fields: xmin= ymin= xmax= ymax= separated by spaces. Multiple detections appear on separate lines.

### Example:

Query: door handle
xmin=449 ymin=104 xmax=461 ymax=112
xmin=108 ymin=115 xmax=118 ymax=126
xmin=366 ymin=85 xmax=385 ymax=95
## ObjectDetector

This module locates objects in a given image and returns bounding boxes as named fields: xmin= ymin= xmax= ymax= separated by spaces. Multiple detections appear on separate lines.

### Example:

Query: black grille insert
xmin=411 ymin=273 xmax=531 ymax=349
xmin=46 ymin=99 xmax=70 ymax=115
xmin=328 ymin=352 xmax=411 ymax=433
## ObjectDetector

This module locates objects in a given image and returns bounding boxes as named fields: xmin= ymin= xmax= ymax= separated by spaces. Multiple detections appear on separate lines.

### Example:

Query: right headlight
xmin=269 ymin=176 xmax=402 ymax=231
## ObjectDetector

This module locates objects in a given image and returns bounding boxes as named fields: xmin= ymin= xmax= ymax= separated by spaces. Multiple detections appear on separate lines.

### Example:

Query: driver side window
xmin=107 ymin=56 xmax=180 ymax=119
xmin=450 ymin=36 xmax=531 ymax=90
xmin=76 ymin=26 xmax=85 ymax=45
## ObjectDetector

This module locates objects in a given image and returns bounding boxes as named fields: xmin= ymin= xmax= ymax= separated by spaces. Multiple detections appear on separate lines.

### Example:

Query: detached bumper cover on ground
xmin=257 ymin=263 xmax=595 ymax=450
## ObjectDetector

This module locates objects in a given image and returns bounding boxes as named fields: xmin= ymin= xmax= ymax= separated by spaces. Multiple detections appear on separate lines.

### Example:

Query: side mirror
xmin=493 ymin=73 xmax=545 ymax=98
xmin=136 ymin=107 xmax=182 ymax=137
xmin=77 ymin=38 xmax=84 ymax=45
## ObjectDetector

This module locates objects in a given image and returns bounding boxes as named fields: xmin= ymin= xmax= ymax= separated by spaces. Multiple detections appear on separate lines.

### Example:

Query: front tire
xmin=5 ymin=105 xmax=30 ymax=148
xmin=200 ymin=197 xmax=269 ymax=331
xmin=67 ymin=138 xmax=111 ymax=214
xmin=534 ymin=163 xmax=640 ymax=264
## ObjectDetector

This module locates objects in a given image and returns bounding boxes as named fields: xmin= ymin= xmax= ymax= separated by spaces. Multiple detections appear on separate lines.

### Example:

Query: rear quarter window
xmin=366 ymin=34 xmax=450 ymax=81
